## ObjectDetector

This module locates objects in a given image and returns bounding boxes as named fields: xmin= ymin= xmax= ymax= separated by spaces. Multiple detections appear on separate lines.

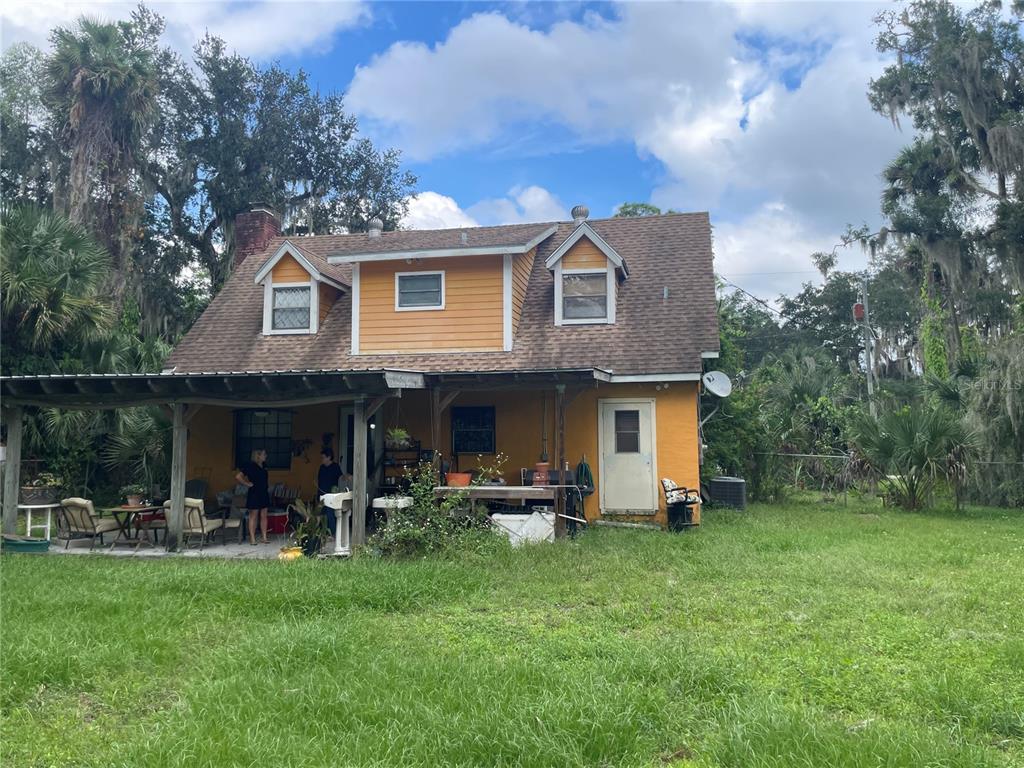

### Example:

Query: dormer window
xmin=271 ymin=286 xmax=311 ymax=330
xmin=396 ymin=271 xmax=445 ymax=311
xmin=254 ymin=240 xmax=347 ymax=336
xmin=562 ymin=271 xmax=608 ymax=320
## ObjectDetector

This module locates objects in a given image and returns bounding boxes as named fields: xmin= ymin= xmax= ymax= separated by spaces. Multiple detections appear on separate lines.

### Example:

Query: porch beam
xmin=184 ymin=404 xmax=204 ymax=425
xmin=2 ymin=405 xmax=24 ymax=535
xmin=366 ymin=395 xmax=390 ymax=421
xmin=438 ymin=391 xmax=459 ymax=413
xmin=351 ymin=398 xmax=368 ymax=547
xmin=39 ymin=379 xmax=65 ymax=396
xmin=166 ymin=403 xmax=187 ymax=551
xmin=554 ymin=385 xmax=567 ymax=539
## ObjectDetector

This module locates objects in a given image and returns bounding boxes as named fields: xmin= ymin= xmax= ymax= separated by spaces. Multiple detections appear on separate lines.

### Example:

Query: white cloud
xmin=402 ymin=191 xmax=478 ymax=230
xmin=350 ymin=2 xmax=910 ymax=298
xmin=0 ymin=1 xmax=368 ymax=59
xmin=402 ymin=185 xmax=567 ymax=230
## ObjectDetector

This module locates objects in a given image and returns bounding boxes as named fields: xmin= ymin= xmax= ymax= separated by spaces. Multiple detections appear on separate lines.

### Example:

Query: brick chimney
xmin=234 ymin=204 xmax=281 ymax=267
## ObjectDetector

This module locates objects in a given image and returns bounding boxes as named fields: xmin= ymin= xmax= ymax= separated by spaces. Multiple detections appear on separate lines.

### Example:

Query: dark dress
xmin=240 ymin=460 xmax=270 ymax=509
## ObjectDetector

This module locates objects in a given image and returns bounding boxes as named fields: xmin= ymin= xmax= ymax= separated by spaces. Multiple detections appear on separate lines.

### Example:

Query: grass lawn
xmin=2 ymin=500 xmax=1022 ymax=767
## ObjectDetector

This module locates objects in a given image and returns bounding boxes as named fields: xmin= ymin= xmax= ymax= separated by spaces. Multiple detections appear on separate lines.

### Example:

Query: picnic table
xmin=433 ymin=485 xmax=556 ymax=506
xmin=97 ymin=505 xmax=162 ymax=550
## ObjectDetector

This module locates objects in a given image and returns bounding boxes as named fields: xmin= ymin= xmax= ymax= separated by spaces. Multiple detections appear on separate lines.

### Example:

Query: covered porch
xmin=2 ymin=367 xmax=679 ymax=552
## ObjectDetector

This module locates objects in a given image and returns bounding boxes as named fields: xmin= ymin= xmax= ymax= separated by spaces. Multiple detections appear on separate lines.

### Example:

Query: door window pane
xmin=272 ymin=286 xmax=310 ymax=330
xmin=614 ymin=410 xmax=640 ymax=453
xmin=398 ymin=273 xmax=443 ymax=308
xmin=563 ymin=272 xmax=607 ymax=319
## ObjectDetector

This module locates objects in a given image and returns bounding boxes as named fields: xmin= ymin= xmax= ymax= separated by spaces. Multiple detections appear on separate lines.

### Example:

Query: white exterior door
xmin=599 ymin=399 xmax=657 ymax=514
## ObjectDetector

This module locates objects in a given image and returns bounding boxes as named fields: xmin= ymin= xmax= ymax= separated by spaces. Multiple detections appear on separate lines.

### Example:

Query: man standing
xmin=316 ymin=447 xmax=348 ymax=537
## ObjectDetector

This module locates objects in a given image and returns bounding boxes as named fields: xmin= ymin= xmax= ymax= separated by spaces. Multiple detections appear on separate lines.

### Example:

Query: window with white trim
xmin=272 ymin=286 xmax=311 ymax=330
xmin=562 ymin=271 xmax=608 ymax=320
xmin=396 ymin=271 xmax=444 ymax=310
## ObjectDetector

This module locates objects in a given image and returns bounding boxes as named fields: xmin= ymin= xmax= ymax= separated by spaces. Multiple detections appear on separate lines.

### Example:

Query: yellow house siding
xmin=270 ymin=253 xmax=309 ymax=282
xmin=561 ymin=238 xmax=609 ymax=270
xmin=186 ymin=403 xmax=341 ymax=505
xmin=358 ymin=256 xmax=504 ymax=352
xmin=511 ymin=248 xmax=535 ymax=333
xmin=319 ymin=283 xmax=338 ymax=324
xmin=380 ymin=381 xmax=700 ymax=526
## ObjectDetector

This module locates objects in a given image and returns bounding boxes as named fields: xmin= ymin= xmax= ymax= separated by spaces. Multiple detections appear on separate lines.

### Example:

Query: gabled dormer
xmin=545 ymin=208 xmax=628 ymax=326
xmin=254 ymin=241 xmax=346 ymax=335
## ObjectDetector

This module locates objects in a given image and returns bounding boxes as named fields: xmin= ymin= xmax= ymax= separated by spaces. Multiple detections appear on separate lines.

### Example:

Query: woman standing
xmin=236 ymin=449 xmax=270 ymax=545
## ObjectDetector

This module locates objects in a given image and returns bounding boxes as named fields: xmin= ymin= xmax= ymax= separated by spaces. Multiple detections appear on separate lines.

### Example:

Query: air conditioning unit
xmin=708 ymin=476 xmax=746 ymax=509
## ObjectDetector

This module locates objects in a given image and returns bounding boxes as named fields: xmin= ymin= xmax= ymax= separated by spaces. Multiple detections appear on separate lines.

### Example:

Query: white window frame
xmin=554 ymin=263 xmax=616 ymax=326
xmin=262 ymin=279 xmax=318 ymax=335
xmin=394 ymin=270 xmax=445 ymax=312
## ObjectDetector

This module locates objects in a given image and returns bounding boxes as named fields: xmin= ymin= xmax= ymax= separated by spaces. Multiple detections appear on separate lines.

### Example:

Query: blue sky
xmin=2 ymin=1 xmax=910 ymax=300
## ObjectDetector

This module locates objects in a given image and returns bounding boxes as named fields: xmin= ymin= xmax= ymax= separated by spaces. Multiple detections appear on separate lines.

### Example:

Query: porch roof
xmin=0 ymin=369 xmax=424 ymax=409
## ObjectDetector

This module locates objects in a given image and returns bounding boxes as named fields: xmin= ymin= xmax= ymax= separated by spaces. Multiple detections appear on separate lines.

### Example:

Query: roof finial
xmin=368 ymin=217 xmax=384 ymax=238
xmin=571 ymin=204 xmax=589 ymax=225
xmin=460 ymin=230 xmax=469 ymax=245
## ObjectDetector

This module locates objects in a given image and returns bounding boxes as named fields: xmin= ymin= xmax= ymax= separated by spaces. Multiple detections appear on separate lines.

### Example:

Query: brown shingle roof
xmin=167 ymin=212 xmax=719 ymax=376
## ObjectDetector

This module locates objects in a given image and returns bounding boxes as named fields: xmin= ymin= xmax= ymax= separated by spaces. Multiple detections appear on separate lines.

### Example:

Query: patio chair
xmin=270 ymin=485 xmax=300 ymax=538
xmin=59 ymin=498 xmax=121 ymax=550
xmin=661 ymin=478 xmax=700 ymax=531
xmin=164 ymin=498 xmax=224 ymax=550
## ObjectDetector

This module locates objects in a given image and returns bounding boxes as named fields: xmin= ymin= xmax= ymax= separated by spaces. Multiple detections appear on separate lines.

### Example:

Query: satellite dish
xmin=702 ymin=371 xmax=733 ymax=398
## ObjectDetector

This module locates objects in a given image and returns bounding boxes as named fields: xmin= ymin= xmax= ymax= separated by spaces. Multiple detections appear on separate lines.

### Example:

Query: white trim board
xmin=544 ymin=222 xmax=627 ymax=274
xmin=254 ymin=241 xmax=346 ymax=291
xmin=328 ymin=225 xmax=558 ymax=264
xmin=605 ymin=373 xmax=701 ymax=383
xmin=502 ymin=254 xmax=513 ymax=351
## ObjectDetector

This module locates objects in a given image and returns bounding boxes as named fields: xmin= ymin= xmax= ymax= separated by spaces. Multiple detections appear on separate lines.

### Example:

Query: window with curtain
xmin=272 ymin=286 xmax=311 ymax=330
xmin=234 ymin=410 xmax=293 ymax=469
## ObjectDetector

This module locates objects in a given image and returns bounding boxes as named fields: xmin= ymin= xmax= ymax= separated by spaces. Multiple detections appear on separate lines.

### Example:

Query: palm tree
xmin=850 ymin=405 xmax=976 ymax=510
xmin=0 ymin=206 xmax=112 ymax=368
xmin=44 ymin=17 xmax=157 ymax=225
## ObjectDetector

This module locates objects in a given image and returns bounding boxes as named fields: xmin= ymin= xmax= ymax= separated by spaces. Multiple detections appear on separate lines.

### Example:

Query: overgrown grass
xmin=2 ymin=500 xmax=1022 ymax=767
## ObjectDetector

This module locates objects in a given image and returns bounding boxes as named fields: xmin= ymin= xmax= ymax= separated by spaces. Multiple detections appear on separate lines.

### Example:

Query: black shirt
xmin=317 ymin=462 xmax=344 ymax=495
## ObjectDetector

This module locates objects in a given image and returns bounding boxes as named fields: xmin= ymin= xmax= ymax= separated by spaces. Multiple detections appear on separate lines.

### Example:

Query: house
xmin=0 ymin=204 xmax=719 ymax=546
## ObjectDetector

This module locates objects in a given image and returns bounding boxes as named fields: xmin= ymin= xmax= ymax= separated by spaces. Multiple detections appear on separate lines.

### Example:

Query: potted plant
xmin=385 ymin=427 xmax=412 ymax=450
xmin=20 ymin=473 xmax=63 ymax=505
xmin=119 ymin=484 xmax=147 ymax=507
xmin=290 ymin=498 xmax=327 ymax=557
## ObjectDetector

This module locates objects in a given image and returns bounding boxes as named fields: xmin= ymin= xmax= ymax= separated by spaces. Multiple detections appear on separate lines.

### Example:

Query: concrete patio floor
xmin=44 ymin=536 xmax=341 ymax=560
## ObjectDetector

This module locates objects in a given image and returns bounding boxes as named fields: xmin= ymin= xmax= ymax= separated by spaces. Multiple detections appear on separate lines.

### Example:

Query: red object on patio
xmin=852 ymin=302 xmax=865 ymax=322
xmin=266 ymin=510 xmax=288 ymax=534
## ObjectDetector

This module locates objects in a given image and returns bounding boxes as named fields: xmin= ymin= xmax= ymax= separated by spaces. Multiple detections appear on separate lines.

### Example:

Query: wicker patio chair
xmin=59 ymin=498 xmax=121 ymax=550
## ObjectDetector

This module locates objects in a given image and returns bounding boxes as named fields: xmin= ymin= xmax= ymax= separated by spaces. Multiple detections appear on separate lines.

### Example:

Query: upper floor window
xmin=562 ymin=270 xmax=608 ymax=321
xmin=272 ymin=286 xmax=311 ymax=330
xmin=396 ymin=271 xmax=445 ymax=311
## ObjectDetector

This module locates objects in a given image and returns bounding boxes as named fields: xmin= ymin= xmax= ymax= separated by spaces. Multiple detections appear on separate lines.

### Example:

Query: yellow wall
xmin=186 ymin=383 xmax=700 ymax=527
xmin=185 ymin=403 xmax=341 ymax=505
xmin=358 ymin=256 xmax=504 ymax=353
xmin=511 ymin=248 xmax=535 ymax=334
xmin=562 ymin=238 xmax=609 ymax=270
xmin=271 ymin=253 xmax=309 ymax=282
xmin=380 ymin=382 xmax=699 ymax=526
xmin=319 ymin=283 xmax=338 ymax=324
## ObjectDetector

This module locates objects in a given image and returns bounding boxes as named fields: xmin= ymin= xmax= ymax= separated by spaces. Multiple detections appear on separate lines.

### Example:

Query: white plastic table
xmin=17 ymin=503 xmax=60 ymax=541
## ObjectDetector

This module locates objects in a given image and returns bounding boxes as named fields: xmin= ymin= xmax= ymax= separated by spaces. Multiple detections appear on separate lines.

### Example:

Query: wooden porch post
xmin=166 ymin=403 xmax=187 ymax=551
xmin=352 ymin=397 xmax=367 ymax=547
xmin=554 ymin=386 xmax=567 ymax=539
xmin=2 ymin=405 xmax=23 ymax=535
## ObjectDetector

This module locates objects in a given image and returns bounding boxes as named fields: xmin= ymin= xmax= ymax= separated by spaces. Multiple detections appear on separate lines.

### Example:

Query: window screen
xmin=614 ymin=410 xmax=640 ymax=453
xmin=235 ymin=410 xmax=293 ymax=470
xmin=451 ymin=406 xmax=495 ymax=454
xmin=272 ymin=286 xmax=311 ymax=330
xmin=397 ymin=272 xmax=443 ymax=308
xmin=562 ymin=272 xmax=607 ymax=320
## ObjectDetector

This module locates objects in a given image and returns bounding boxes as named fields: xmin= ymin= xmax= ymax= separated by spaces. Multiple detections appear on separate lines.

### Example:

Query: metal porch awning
xmin=0 ymin=369 xmax=426 ymax=409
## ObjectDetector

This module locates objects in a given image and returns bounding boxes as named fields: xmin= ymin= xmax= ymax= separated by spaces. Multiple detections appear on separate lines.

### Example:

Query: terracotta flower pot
xmin=126 ymin=495 xmax=144 ymax=507
xmin=447 ymin=472 xmax=472 ymax=487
